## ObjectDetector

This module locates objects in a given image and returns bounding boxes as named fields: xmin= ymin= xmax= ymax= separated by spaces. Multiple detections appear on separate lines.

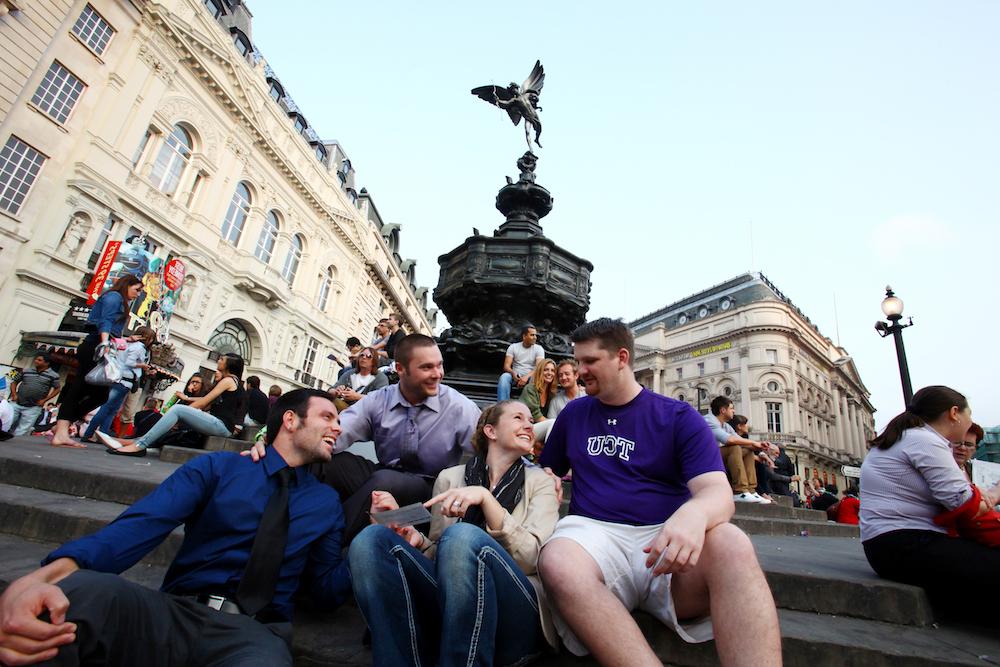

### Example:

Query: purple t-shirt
xmin=540 ymin=389 xmax=724 ymax=526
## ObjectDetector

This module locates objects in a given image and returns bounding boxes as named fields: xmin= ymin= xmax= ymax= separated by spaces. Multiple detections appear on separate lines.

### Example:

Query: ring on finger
xmin=451 ymin=500 xmax=462 ymax=507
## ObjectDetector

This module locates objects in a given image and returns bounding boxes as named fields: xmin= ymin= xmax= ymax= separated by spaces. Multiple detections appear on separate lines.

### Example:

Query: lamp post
xmin=874 ymin=285 xmax=914 ymax=405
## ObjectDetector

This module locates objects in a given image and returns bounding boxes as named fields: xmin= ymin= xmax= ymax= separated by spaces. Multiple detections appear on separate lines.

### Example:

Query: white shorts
xmin=543 ymin=515 xmax=714 ymax=656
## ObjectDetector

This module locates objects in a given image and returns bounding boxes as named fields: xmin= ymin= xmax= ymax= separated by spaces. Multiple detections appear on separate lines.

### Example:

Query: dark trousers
xmin=313 ymin=451 xmax=435 ymax=544
xmin=56 ymin=333 xmax=110 ymax=424
xmin=864 ymin=529 xmax=1000 ymax=623
xmin=43 ymin=570 xmax=292 ymax=666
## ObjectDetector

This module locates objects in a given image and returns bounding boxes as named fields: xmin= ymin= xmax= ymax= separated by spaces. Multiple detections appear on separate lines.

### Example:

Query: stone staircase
xmin=0 ymin=437 xmax=997 ymax=666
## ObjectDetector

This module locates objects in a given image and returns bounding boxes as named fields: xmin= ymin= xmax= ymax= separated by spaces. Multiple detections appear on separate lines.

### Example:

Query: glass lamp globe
xmin=881 ymin=293 xmax=904 ymax=318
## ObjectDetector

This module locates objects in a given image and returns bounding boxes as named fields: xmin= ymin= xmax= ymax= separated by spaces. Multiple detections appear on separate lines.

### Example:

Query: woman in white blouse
xmin=860 ymin=385 xmax=1000 ymax=621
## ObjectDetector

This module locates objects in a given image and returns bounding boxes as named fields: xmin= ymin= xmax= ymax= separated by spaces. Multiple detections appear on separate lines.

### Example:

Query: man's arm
xmin=502 ymin=354 xmax=514 ymax=376
xmin=333 ymin=396 xmax=376 ymax=453
xmin=644 ymin=471 xmax=734 ymax=576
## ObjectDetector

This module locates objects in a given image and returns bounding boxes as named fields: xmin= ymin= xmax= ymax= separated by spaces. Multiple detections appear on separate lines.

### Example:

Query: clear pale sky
xmin=248 ymin=2 xmax=999 ymax=429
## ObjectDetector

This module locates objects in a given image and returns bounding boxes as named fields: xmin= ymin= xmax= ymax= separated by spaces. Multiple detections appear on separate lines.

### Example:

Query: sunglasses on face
xmin=360 ymin=353 xmax=374 ymax=359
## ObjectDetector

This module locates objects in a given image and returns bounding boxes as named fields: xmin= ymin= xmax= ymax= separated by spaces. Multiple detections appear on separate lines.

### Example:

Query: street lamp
xmin=874 ymin=285 xmax=914 ymax=405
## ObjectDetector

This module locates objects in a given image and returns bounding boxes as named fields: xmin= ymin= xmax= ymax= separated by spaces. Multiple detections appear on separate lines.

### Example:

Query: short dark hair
xmin=395 ymin=334 xmax=438 ymax=368
xmin=521 ymin=324 xmax=536 ymax=336
xmin=265 ymin=388 xmax=334 ymax=445
xmin=710 ymin=396 xmax=733 ymax=416
xmin=222 ymin=353 xmax=244 ymax=380
xmin=346 ymin=336 xmax=361 ymax=348
xmin=969 ymin=422 xmax=985 ymax=444
xmin=245 ymin=375 xmax=261 ymax=389
xmin=728 ymin=414 xmax=748 ymax=430
xmin=570 ymin=318 xmax=634 ymax=365
xmin=33 ymin=350 xmax=50 ymax=364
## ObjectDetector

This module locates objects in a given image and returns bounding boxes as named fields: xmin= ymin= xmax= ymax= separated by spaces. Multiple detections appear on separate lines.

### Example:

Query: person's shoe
xmin=751 ymin=493 xmax=772 ymax=504
xmin=733 ymin=492 xmax=759 ymax=503
xmin=95 ymin=430 xmax=122 ymax=450
xmin=106 ymin=446 xmax=146 ymax=457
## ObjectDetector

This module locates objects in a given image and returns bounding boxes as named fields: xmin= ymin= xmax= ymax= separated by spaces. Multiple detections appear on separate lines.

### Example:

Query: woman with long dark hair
xmin=349 ymin=400 xmax=559 ymax=666
xmin=99 ymin=353 xmax=245 ymax=457
xmin=79 ymin=326 xmax=156 ymax=444
xmin=860 ymin=385 xmax=1000 ymax=620
xmin=50 ymin=274 xmax=143 ymax=448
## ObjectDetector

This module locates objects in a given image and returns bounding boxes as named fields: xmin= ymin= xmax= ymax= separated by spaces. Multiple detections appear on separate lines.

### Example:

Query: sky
xmin=248 ymin=2 xmax=1000 ymax=429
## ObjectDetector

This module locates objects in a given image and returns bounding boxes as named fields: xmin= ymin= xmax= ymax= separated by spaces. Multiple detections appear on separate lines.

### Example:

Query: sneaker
xmin=733 ymin=492 xmax=759 ymax=503
xmin=95 ymin=430 xmax=122 ymax=450
xmin=751 ymin=493 xmax=772 ymax=505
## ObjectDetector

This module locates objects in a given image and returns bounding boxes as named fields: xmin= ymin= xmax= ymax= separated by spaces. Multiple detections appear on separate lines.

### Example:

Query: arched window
xmin=221 ymin=182 xmax=251 ymax=246
xmin=149 ymin=124 xmax=192 ymax=195
xmin=255 ymin=210 xmax=279 ymax=263
xmin=316 ymin=266 xmax=334 ymax=310
xmin=207 ymin=319 xmax=252 ymax=365
xmin=282 ymin=234 xmax=303 ymax=285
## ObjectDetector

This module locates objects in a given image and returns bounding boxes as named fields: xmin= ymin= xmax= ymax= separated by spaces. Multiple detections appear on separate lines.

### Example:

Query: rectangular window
xmin=676 ymin=367 xmax=683 ymax=380
xmin=722 ymin=356 xmax=729 ymax=371
xmin=88 ymin=215 xmax=117 ymax=268
xmin=697 ymin=362 xmax=704 ymax=376
xmin=72 ymin=4 xmax=115 ymax=56
xmin=766 ymin=348 xmax=778 ymax=364
xmin=0 ymin=136 xmax=46 ymax=215
xmin=766 ymin=402 xmax=782 ymax=433
xmin=302 ymin=336 xmax=320 ymax=374
xmin=203 ymin=0 xmax=224 ymax=19
xmin=31 ymin=61 xmax=86 ymax=125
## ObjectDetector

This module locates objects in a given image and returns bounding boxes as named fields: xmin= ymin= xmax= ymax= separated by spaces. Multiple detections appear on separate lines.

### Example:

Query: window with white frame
xmin=87 ymin=215 xmax=117 ymax=268
xmin=149 ymin=124 xmax=192 ymax=196
xmin=766 ymin=402 xmax=783 ymax=433
xmin=302 ymin=336 xmax=319 ymax=374
xmin=317 ymin=266 xmax=334 ymax=310
xmin=221 ymin=182 xmax=251 ymax=246
xmin=282 ymin=234 xmax=303 ymax=285
xmin=766 ymin=348 xmax=778 ymax=364
xmin=72 ymin=4 xmax=115 ymax=56
xmin=31 ymin=62 xmax=86 ymax=124
xmin=697 ymin=362 xmax=704 ymax=376
xmin=722 ymin=356 xmax=729 ymax=371
xmin=676 ymin=367 xmax=682 ymax=380
xmin=0 ymin=136 xmax=46 ymax=215
xmin=255 ymin=210 xmax=279 ymax=263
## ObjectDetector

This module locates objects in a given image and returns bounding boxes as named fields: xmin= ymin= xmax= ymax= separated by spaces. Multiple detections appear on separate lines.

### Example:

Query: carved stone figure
xmin=472 ymin=61 xmax=545 ymax=152
xmin=178 ymin=275 xmax=196 ymax=311
xmin=57 ymin=213 xmax=89 ymax=259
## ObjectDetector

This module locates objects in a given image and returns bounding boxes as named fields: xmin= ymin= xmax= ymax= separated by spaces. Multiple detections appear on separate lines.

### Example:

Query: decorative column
xmin=840 ymin=392 xmax=855 ymax=457
xmin=652 ymin=363 xmax=662 ymax=394
xmin=739 ymin=346 xmax=751 ymax=417
xmin=832 ymin=385 xmax=847 ymax=455
xmin=854 ymin=401 xmax=868 ymax=455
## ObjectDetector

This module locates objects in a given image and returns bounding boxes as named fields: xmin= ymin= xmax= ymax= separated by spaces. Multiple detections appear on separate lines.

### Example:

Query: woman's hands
xmin=369 ymin=491 xmax=427 ymax=549
xmin=425 ymin=486 xmax=491 ymax=519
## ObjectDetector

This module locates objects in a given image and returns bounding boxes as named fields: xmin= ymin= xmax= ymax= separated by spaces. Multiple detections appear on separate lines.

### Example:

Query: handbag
xmin=84 ymin=345 xmax=124 ymax=387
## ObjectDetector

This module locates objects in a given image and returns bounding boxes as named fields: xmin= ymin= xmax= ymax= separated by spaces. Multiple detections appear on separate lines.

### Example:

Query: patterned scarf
xmin=461 ymin=453 xmax=525 ymax=530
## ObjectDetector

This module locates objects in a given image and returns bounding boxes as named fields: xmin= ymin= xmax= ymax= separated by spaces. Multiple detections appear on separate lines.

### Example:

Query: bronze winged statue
xmin=471 ymin=60 xmax=545 ymax=152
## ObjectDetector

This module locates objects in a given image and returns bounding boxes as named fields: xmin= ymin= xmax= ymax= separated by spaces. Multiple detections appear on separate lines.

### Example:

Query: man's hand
xmin=542 ymin=467 xmax=564 ymax=504
xmin=643 ymin=504 xmax=708 ymax=576
xmin=515 ymin=375 xmax=529 ymax=388
xmin=370 ymin=490 xmax=399 ymax=516
xmin=340 ymin=388 xmax=362 ymax=403
xmin=0 ymin=580 xmax=76 ymax=666
xmin=241 ymin=440 xmax=266 ymax=462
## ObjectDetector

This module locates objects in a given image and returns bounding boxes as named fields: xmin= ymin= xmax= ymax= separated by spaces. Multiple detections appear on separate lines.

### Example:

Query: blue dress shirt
xmin=45 ymin=451 xmax=350 ymax=622
xmin=86 ymin=290 xmax=126 ymax=337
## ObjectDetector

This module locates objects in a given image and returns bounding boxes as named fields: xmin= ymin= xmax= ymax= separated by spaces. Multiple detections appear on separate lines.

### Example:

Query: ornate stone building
xmin=631 ymin=272 xmax=875 ymax=492
xmin=0 ymin=0 xmax=432 ymax=390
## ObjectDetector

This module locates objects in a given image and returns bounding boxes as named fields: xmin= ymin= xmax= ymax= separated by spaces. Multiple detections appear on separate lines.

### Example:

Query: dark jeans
xmin=43 ymin=570 xmax=292 ymax=666
xmin=349 ymin=523 xmax=544 ymax=667
xmin=313 ymin=451 xmax=435 ymax=543
xmin=863 ymin=528 xmax=1000 ymax=623
xmin=56 ymin=333 xmax=110 ymax=424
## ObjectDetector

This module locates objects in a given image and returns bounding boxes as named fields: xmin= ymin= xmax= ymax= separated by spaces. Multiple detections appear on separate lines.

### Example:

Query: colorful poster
xmin=85 ymin=241 xmax=121 ymax=305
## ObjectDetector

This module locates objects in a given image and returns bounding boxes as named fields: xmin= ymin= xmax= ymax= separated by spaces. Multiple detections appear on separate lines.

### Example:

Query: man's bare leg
xmin=538 ymin=538 xmax=660 ymax=667
xmin=672 ymin=523 xmax=781 ymax=666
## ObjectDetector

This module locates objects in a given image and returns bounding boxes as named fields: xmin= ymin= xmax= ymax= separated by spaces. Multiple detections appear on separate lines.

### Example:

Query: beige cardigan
xmin=426 ymin=464 xmax=560 ymax=647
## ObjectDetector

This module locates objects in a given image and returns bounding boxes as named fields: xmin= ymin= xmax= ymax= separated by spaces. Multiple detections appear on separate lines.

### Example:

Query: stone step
xmin=159 ymin=445 xmax=208 ymax=465
xmin=732 ymin=500 xmax=828 ymax=522
xmin=732 ymin=515 xmax=859 ymax=538
xmin=0 ymin=483 xmax=181 ymax=567
xmin=1 ymin=534 xmax=990 ymax=667
xmin=204 ymin=436 xmax=254 ymax=453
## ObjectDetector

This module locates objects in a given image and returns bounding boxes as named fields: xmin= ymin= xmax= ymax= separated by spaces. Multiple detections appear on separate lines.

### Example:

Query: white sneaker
xmin=95 ymin=430 xmax=122 ymax=450
xmin=733 ymin=492 xmax=759 ymax=503
xmin=751 ymin=493 xmax=772 ymax=504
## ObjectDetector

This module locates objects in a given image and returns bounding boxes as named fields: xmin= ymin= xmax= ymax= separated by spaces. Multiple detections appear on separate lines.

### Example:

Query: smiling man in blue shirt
xmin=0 ymin=389 xmax=349 ymax=667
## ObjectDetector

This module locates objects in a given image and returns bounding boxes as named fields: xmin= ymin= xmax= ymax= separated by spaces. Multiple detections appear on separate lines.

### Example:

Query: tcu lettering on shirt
xmin=586 ymin=435 xmax=635 ymax=461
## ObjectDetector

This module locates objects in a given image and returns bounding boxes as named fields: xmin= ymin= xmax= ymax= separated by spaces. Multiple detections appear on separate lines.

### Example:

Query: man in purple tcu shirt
xmin=538 ymin=318 xmax=781 ymax=666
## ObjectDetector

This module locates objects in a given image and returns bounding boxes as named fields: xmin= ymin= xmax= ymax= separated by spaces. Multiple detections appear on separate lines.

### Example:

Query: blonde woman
xmin=349 ymin=400 xmax=559 ymax=666
xmin=520 ymin=358 xmax=558 ymax=422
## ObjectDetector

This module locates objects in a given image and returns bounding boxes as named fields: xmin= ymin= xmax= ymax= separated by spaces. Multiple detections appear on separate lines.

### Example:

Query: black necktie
xmin=237 ymin=466 xmax=294 ymax=616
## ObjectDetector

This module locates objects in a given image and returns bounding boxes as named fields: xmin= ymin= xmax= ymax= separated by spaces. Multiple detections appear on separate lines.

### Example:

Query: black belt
xmin=194 ymin=593 xmax=244 ymax=615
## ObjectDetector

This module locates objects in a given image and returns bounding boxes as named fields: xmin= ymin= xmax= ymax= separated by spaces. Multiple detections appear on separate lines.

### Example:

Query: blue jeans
xmin=349 ymin=523 xmax=544 ymax=667
xmin=135 ymin=404 xmax=231 ymax=449
xmin=497 ymin=372 xmax=515 ymax=401
xmin=85 ymin=383 xmax=131 ymax=438
xmin=8 ymin=403 xmax=43 ymax=436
